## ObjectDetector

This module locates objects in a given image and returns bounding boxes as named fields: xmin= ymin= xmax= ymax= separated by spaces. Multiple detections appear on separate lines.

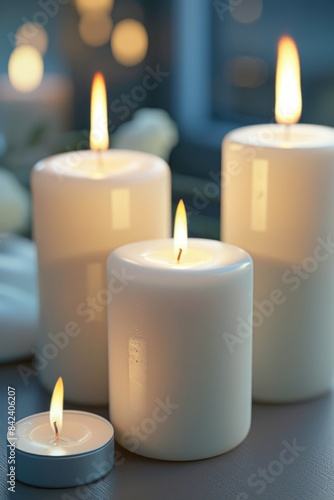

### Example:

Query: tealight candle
xmin=222 ymin=36 xmax=334 ymax=402
xmin=32 ymin=73 xmax=171 ymax=405
xmin=108 ymin=201 xmax=253 ymax=461
xmin=10 ymin=378 xmax=114 ymax=488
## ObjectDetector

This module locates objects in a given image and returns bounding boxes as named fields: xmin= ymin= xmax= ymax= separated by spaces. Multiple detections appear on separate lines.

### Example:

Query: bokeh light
xmin=8 ymin=46 xmax=44 ymax=93
xmin=79 ymin=13 xmax=113 ymax=47
xmin=75 ymin=0 xmax=114 ymax=14
xmin=231 ymin=0 xmax=263 ymax=24
xmin=15 ymin=23 xmax=48 ymax=55
xmin=111 ymin=19 xmax=148 ymax=66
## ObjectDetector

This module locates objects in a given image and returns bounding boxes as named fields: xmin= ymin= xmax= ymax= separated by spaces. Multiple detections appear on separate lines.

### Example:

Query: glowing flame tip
xmin=275 ymin=35 xmax=302 ymax=125
xmin=90 ymin=72 xmax=109 ymax=151
xmin=50 ymin=376 xmax=64 ymax=436
xmin=174 ymin=199 xmax=188 ymax=261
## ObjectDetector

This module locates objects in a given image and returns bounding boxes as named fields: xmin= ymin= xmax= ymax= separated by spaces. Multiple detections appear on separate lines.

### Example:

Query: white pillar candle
xmin=108 ymin=202 xmax=253 ymax=460
xmin=32 ymin=149 xmax=170 ymax=405
xmin=222 ymin=36 xmax=334 ymax=402
xmin=32 ymin=74 xmax=171 ymax=405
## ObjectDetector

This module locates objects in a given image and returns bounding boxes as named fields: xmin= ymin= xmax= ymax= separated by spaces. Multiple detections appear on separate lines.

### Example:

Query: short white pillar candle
xmin=108 ymin=201 xmax=253 ymax=460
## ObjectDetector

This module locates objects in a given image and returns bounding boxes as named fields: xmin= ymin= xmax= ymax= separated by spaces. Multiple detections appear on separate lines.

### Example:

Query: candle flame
xmin=275 ymin=35 xmax=302 ymax=125
xmin=174 ymin=199 xmax=188 ymax=261
xmin=90 ymin=72 xmax=109 ymax=150
xmin=50 ymin=377 xmax=64 ymax=436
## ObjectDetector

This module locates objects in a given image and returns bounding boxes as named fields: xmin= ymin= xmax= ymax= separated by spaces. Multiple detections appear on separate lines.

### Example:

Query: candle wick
xmin=97 ymin=149 xmax=104 ymax=170
xmin=284 ymin=124 xmax=290 ymax=142
xmin=177 ymin=248 xmax=182 ymax=263
xmin=53 ymin=421 xmax=59 ymax=442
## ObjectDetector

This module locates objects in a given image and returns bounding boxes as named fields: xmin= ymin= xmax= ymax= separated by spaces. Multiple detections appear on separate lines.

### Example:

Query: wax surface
xmin=120 ymin=238 xmax=250 ymax=271
xmin=15 ymin=411 xmax=114 ymax=456
xmin=36 ymin=149 xmax=167 ymax=180
xmin=230 ymin=123 xmax=334 ymax=148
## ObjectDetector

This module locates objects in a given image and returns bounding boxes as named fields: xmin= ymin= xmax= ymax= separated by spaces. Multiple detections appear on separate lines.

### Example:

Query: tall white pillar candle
xmin=222 ymin=36 xmax=334 ymax=403
xmin=107 ymin=235 xmax=253 ymax=460
xmin=32 ymin=149 xmax=171 ymax=404
xmin=222 ymin=123 xmax=334 ymax=402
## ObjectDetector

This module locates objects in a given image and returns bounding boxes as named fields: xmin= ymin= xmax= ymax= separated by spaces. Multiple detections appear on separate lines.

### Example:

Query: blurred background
xmin=1 ymin=0 xmax=334 ymax=239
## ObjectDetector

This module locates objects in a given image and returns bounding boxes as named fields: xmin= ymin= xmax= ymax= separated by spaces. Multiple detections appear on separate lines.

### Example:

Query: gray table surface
xmin=0 ymin=360 xmax=333 ymax=500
